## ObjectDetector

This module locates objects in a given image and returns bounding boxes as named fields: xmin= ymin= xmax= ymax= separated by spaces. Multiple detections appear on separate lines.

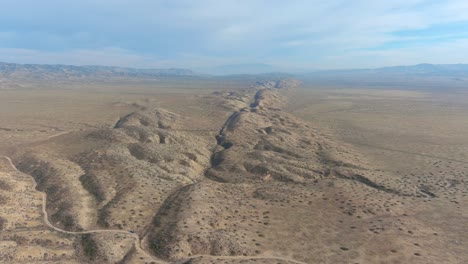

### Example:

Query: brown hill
xmin=5 ymin=79 xmax=464 ymax=263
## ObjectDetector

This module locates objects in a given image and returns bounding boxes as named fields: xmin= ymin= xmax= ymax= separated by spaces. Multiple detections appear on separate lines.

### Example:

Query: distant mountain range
xmin=0 ymin=61 xmax=194 ymax=81
xmin=308 ymin=63 xmax=468 ymax=76
xmin=210 ymin=63 xmax=468 ymax=76
xmin=302 ymin=64 xmax=468 ymax=90
xmin=1 ymin=61 xmax=468 ymax=90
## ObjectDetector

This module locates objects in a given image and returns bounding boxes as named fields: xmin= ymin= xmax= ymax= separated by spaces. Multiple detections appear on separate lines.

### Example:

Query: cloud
xmin=1 ymin=0 xmax=468 ymax=69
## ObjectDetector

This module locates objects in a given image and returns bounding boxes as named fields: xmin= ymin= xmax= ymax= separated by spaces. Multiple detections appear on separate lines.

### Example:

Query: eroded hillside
xmin=1 ymin=78 xmax=466 ymax=263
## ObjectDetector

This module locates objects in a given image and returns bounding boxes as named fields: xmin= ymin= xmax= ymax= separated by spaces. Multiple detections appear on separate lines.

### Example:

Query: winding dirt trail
xmin=1 ymin=90 xmax=310 ymax=264
xmin=2 ymin=152 xmax=309 ymax=264
xmin=0 ymin=155 xmax=165 ymax=264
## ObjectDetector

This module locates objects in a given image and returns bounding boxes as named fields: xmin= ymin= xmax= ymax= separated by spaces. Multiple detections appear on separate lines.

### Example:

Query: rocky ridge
xmin=7 ymin=78 xmax=459 ymax=263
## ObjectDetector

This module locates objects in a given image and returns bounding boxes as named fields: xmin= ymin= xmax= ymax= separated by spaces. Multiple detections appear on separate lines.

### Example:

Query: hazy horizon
xmin=3 ymin=60 xmax=468 ymax=75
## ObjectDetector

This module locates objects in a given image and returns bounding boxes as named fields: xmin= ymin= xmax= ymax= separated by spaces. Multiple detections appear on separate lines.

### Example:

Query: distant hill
xmin=302 ymin=63 xmax=468 ymax=90
xmin=307 ymin=63 xmax=468 ymax=76
xmin=376 ymin=63 xmax=468 ymax=75
xmin=0 ymin=61 xmax=194 ymax=81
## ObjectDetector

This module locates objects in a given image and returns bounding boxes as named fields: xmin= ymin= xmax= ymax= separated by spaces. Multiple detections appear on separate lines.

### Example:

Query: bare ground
xmin=0 ymin=79 xmax=466 ymax=263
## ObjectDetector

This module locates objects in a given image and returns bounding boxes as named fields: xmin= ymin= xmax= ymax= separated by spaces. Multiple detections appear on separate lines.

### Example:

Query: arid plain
xmin=0 ymin=77 xmax=467 ymax=264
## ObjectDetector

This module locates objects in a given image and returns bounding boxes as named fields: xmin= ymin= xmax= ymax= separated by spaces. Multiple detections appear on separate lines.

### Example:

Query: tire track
xmin=353 ymin=142 xmax=468 ymax=164
xmin=176 ymin=254 xmax=309 ymax=264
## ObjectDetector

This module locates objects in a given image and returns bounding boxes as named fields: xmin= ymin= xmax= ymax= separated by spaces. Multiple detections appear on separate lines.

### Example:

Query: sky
xmin=1 ymin=0 xmax=468 ymax=72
